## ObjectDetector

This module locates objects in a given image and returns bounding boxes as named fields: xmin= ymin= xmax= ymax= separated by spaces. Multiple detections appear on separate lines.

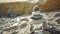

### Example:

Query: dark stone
xmin=0 ymin=31 xmax=2 ymax=34
xmin=0 ymin=14 xmax=5 ymax=18
xmin=54 ymin=14 xmax=60 ymax=17
xmin=11 ymin=30 xmax=19 ymax=34
xmin=55 ymin=18 xmax=60 ymax=24
xmin=7 ymin=14 xmax=20 ymax=18
xmin=33 ymin=5 xmax=39 ymax=12
xmin=31 ymin=17 xmax=42 ymax=20
xmin=45 ymin=27 xmax=60 ymax=34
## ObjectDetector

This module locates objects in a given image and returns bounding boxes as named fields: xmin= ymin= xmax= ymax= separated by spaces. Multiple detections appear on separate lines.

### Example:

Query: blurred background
xmin=0 ymin=0 xmax=60 ymax=15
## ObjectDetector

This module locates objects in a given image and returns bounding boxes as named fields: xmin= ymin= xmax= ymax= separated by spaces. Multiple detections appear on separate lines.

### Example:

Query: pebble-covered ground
xmin=0 ymin=14 xmax=46 ymax=34
xmin=0 ymin=12 xmax=60 ymax=34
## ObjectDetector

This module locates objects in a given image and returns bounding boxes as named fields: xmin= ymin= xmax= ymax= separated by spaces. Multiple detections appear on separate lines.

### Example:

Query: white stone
xmin=35 ymin=30 xmax=43 ymax=34
xmin=27 ymin=18 xmax=45 ymax=24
